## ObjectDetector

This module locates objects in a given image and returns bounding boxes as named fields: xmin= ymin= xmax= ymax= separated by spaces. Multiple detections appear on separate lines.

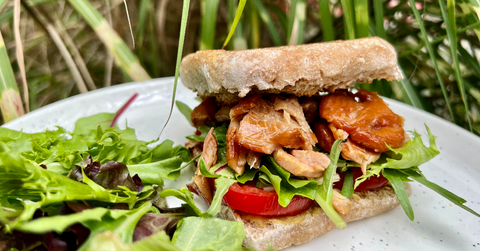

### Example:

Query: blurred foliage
xmin=0 ymin=0 xmax=479 ymax=134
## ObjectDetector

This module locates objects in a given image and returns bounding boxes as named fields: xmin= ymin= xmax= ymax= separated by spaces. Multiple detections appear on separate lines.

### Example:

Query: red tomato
xmin=222 ymin=182 xmax=314 ymax=216
xmin=333 ymin=167 xmax=389 ymax=192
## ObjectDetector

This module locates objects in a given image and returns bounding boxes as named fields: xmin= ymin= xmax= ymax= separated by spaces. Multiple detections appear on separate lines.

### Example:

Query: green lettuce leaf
xmin=172 ymin=217 xmax=244 ymax=251
xmin=203 ymin=177 xmax=236 ymax=217
xmin=127 ymin=156 xmax=186 ymax=183
xmin=160 ymin=187 xmax=204 ymax=217
xmin=160 ymin=177 xmax=236 ymax=218
xmin=73 ymin=113 xmax=117 ymax=135
xmin=185 ymin=125 xmax=210 ymax=142
xmin=235 ymin=167 xmax=260 ymax=184
xmin=340 ymin=169 xmax=354 ymax=199
xmin=382 ymin=169 xmax=414 ymax=220
xmin=356 ymin=125 xmax=440 ymax=187
xmin=315 ymin=139 xmax=346 ymax=229
xmin=1 ymin=113 xmax=191 ymax=185
xmin=198 ymin=158 xmax=221 ymax=178
xmin=258 ymin=162 xmax=317 ymax=207
xmin=79 ymin=202 xmax=153 ymax=250
xmin=264 ymin=156 xmax=318 ymax=189
xmin=401 ymin=167 xmax=479 ymax=218
xmin=175 ymin=100 xmax=193 ymax=126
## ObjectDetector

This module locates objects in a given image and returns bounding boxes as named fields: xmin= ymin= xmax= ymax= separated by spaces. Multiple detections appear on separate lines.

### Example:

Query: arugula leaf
xmin=315 ymin=139 xmax=346 ymax=229
xmin=175 ymin=100 xmax=193 ymax=126
xmin=161 ymin=177 xmax=235 ymax=218
xmin=356 ymin=125 xmax=439 ymax=187
xmin=185 ymin=125 xmax=210 ymax=142
xmin=203 ymin=177 xmax=236 ymax=217
xmin=160 ymin=187 xmax=204 ymax=217
xmin=340 ymin=170 xmax=354 ymax=199
xmin=172 ymin=217 xmax=245 ymax=251
xmin=213 ymin=123 xmax=228 ymax=147
xmin=198 ymin=158 xmax=221 ymax=178
xmin=401 ymin=168 xmax=480 ymax=218
xmin=382 ymin=169 xmax=415 ymax=220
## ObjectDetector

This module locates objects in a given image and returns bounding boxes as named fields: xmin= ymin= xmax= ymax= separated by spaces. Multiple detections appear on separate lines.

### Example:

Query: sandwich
xmin=175 ymin=37 xmax=452 ymax=250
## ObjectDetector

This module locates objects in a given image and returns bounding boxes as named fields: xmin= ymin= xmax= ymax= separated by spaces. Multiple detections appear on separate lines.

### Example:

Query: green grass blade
xmin=136 ymin=0 xmax=151 ymax=52
xmin=0 ymin=31 xmax=25 ymax=122
xmin=248 ymin=0 xmax=261 ymax=48
xmin=318 ymin=0 xmax=335 ymax=41
xmin=67 ymin=0 xmax=150 ymax=81
xmin=354 ymin=0 xmax=370 ymax=90
xmin=0 ymin=8 xmax=13 ymax=26
xmin=250 ymin=0 xmax=284 ymax=46
xmin=200 ymin=0 xmax=220 ymax=50
xmin=227 ymin=0 xmax=237 ymax=50
xmin=407 ymin=0 xmax=454 ymax=119
xmin=398 ymin=21 xmax=480 ymax=58
xmin=0 ymin=0 xmax=58 ymax=25
xmin=22 ymin=2 xmax=89 ymax=93
xmin=227 ymin=0 xmax=247 ymax=50
xmin=287 ymin=0 xmax=296 ymax=41
xmin=233 ymin=11 xmax=247 ymax=50
xmin=0 ymin=0 xmax=7 ymax=8
xmin=223 ymin=0 xmax=247 ymax=49
xmin=458 ymin=45 xmax=480 ymax=78
xmin=361 ymin=20 xmax=392 ymax=96
xmin=148 ymin=11 xmax=159 ymax=77
xmin=354 ymin=0 xmax=369 ymax=38
xmin=269 ymin=3 xmax=288 ymax=33
xmin=439 ymin=0 xmax=473 ymax=131
xmin=458 ymin=2 xmax=480 ymax=42
xmin=396 ymin=64 xmax=424 ymax=109
xmin=288 ymin=0 xmax=306 ymax=45
xmin=159 ymin=0 xmax=190 ymax=136
xmin=340 ymin=0 xmax=355 ymax=39
xmin=373 ymin=0 xmax=386 ymax=39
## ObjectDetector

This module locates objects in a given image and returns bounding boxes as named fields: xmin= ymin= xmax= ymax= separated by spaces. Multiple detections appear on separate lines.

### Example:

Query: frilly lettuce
xmin=355 ymin=125 xmax=439 ymax=187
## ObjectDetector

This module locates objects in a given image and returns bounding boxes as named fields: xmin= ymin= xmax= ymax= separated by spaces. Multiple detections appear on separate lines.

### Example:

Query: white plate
xmin=3 ymin=77 xmax=480 ymax=250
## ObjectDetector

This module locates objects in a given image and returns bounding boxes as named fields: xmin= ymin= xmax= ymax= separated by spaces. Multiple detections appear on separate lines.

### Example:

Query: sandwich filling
xmin=186 ymin=88 xmax=416 ymax=220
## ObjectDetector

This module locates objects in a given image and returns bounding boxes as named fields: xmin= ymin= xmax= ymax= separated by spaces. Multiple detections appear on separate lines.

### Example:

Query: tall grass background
xmin=0 ymin=0 xmax=479 ymax=135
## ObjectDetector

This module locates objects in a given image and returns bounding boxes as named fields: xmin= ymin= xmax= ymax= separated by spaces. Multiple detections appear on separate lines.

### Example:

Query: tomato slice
xmin=222 ymin=182 xmax=314 ymax=216
xmin=333 ymin=167 xmax=389 ymax=192
xmin=218 ymin=167 xmax=387 ymax=216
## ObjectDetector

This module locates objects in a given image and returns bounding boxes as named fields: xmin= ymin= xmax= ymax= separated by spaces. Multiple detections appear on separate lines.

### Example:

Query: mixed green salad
xmin=0 ymin=108 xmax=245 ymax=250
